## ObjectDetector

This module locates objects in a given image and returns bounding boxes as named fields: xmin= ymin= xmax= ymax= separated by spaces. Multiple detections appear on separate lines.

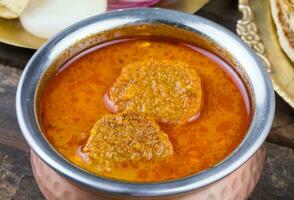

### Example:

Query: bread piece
xmin=0 ymin=0 xmax=30 ymax=19
xmin=270 ymin=0 xmax=294 ymax=62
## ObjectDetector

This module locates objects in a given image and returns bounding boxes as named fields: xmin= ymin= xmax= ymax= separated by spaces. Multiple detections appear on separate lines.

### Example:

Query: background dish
xmin=0 ymin=0 xmax=208 ymax=49
xmin=237 ymin=0 xmax=294 ymax=109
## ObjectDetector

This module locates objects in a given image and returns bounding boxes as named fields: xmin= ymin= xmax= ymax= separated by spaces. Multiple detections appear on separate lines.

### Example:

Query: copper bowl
xmin=16 ymin=8 xmax=275 ymax=199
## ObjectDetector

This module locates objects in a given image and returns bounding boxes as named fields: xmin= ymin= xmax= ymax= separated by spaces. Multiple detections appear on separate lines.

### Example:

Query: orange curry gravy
xmin=40 ymin=37 xmax=251 ymax=182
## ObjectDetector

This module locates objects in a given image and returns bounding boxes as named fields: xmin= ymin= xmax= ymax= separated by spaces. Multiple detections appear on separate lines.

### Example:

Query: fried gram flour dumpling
xmin=83 ymin=112 xmax=173 ymax=172
xmin=107 ymin=59 xmax=203 ymax=124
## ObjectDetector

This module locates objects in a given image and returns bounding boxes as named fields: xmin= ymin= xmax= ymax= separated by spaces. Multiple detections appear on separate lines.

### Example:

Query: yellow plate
xmin=0 ymin=18 xmax=46 ymax=49
xmin=0 ymin=0 xmax=208 ymax=49
xmin=237 ymin=0 xmax=294 ymax=108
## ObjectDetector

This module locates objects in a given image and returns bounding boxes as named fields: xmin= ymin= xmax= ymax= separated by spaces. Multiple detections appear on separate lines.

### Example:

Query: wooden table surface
xmin=0 ymin=1 xmax=293 ymax=199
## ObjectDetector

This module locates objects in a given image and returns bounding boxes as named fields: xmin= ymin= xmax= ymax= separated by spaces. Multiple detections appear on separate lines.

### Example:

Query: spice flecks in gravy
xmin=40 ymin=37 xmax=250 ymax=182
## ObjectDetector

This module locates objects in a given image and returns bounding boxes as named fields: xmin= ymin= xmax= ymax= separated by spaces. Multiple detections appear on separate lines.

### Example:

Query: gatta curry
xmin=40 ymin=37 xmax=250 ymax=182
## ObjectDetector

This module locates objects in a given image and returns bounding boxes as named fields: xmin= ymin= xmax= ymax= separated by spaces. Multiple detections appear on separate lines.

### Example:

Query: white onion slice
xmin=20 ymin=0 xmax=107 ymax=39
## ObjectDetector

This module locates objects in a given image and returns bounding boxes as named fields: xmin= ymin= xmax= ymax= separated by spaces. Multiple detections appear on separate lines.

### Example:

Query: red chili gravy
xmin=39 ymin=37 xmax=250 ymax=182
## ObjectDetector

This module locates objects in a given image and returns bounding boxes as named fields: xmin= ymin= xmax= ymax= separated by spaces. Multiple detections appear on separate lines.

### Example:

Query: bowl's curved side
xmin=31 ymin=145 xmax=266 ymax=200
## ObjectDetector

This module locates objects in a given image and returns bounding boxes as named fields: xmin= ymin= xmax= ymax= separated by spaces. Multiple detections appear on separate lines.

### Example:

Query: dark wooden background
xmin=0 ymin=0 xmax=293 ymax=199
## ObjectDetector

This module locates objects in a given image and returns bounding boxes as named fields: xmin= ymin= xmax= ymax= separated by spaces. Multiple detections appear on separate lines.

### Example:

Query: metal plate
xmin=0 ymin=0 xmax=208 ymax=49
xmin=237 ymin=0 xmax=294 ymax=108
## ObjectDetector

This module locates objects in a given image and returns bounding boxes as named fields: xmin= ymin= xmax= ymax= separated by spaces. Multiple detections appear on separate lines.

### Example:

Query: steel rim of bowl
xmin=16 ymin=8 xmax=275 ymax=197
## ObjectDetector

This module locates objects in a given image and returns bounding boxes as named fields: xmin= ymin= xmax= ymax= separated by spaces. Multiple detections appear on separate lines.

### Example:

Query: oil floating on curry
xmin=39 ymin=37 xmax=251 ymax=182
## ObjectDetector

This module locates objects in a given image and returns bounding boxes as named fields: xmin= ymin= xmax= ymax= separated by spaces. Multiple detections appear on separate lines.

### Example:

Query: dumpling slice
xmin=83 ymin=112 xmax=173 ymax=172
xmin=105 ymin=59 xmax=203 ymax=124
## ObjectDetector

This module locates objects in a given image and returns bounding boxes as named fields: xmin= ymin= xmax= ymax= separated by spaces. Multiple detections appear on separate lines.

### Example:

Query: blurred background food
xmin=0 ymin=0 xmax=30 ymax=19
xmin=0 ymin=0 xmax=161 ymax=39
xmin=19 ymin=0 xmax=107 ymax=39
xmin=270 ymin=0 xmax=294 ymax=62
xmin=0 ymin=0 xmax=209 ymax=48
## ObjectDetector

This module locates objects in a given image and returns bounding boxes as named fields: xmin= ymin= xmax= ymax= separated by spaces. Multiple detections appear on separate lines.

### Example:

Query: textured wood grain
xmin=0 ymin=43 xmax=34 ymax=69
xmin=250 ymin=143 xmax=294 ymax=200
xmin=0 ymin=64 xmax=44 ymax=199
xmin=267 ymin=95 xmax=294 ymax=149
xmin=0 ymin=144 xmax=44 ymax=200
